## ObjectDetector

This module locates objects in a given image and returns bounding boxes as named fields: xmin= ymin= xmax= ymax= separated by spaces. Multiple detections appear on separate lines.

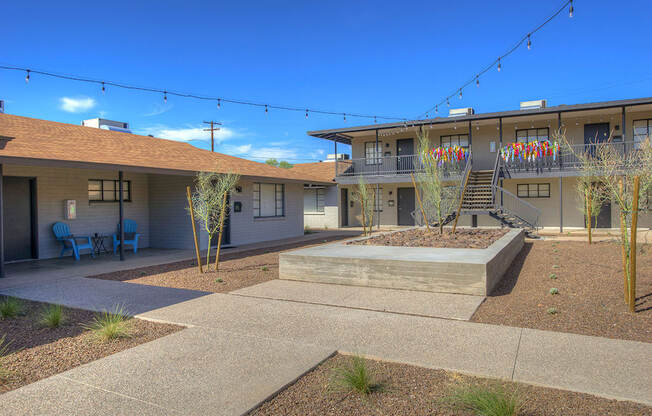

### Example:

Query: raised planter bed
xmin=279 ymin=228 xmax=524 ymax=296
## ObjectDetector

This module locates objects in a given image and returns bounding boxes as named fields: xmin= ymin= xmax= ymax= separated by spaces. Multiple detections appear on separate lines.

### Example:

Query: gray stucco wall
xmin=304 ymin=185 xmax=339 ymax=229
xmin=147 ymin=174 xmax=195 ymax=249
xmin=4 ymin=165 xmax=150 ymax=259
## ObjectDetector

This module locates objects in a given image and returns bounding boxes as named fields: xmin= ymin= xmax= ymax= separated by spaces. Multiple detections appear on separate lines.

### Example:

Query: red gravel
xmin=472 ymin=240 xmax=652 ymax=343
xmin=0 ymin=298 xmax=182 ymax=393
xmin=250 ymin=354 xmax=651 ymax=416
xmin=348 ymin=228 xmax=509 ymax=249
xmin=91 ymin=233 xmax=359 ymax=293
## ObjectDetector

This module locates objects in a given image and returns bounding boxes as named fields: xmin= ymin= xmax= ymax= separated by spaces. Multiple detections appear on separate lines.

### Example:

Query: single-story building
xmin=0 ymin=113 xmax=330 ymax=274
xmin=290 ymin=162 xmax=340 ymax=229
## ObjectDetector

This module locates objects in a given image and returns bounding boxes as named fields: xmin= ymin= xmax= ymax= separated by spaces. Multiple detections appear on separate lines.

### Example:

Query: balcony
xmin=335 ymin=154 xmax=465 ymax=184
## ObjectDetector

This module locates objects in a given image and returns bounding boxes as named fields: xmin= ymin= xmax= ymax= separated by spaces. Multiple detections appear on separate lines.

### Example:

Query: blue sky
xmin=2 ymin=1 xmax=651 ymax=162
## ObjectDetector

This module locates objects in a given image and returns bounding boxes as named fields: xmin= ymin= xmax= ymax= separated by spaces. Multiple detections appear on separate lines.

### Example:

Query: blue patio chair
xmin=52 ymin=222 xmax=94 ymax=261
xmin=112 ymin=219 xmax=141 ymax=254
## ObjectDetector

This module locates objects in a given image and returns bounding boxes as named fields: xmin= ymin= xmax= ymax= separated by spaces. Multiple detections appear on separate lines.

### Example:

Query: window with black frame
xmin=517 ymin=183 xmax=550 ymax=198
xmin=253 ymin=183 xmax=285 ymax=217
xmin=304 ymin=187 xmax=325 ymax=214
xmin=633 ymin=119 xmax=651 ymax=149
xmin=88 ymin=179 xmax=131 ymax=202
xmin=515 ymin=128 xmax=549 ymax=144
xmin=365 ymin=141 xmax=382 ymax=165
xmin=440 ymin=134 xmax=469 ymax=148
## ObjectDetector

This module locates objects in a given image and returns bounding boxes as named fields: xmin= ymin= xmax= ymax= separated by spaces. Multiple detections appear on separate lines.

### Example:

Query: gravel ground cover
xmin=472 ymin=240 xmax=652 ymax=343
xmin=348 ymin=228 xmax=509 ymax=249
xmin=250 ymin=354 xmax=651 ymax=416
xmin=0 ymin=298 xmax=182 ymax=393
xmin=91 ymin=233 xmax=358 ymax=293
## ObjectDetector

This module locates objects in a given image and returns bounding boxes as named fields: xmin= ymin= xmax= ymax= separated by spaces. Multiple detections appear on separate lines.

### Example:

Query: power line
xmin=415 ymin=0 xmax=574 ymax=120
xmin=0 ymin=64 xmax=407 ymax=122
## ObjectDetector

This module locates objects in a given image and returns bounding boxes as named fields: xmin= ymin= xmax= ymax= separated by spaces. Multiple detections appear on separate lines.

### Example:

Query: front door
xmin=3 ymin=177 xmax=36 ymax=261
xmin=397 ymin=187 xmax=415 ymax=226
xmin=584 ymin=123 xmax=610 ymax=156
xmin=586 ymin=183 xmax=611 ymax=229
xmin=396 ymin=139 xmax=414 ymax=173
xmin=340 ymin=188 xmax=348 ymax=226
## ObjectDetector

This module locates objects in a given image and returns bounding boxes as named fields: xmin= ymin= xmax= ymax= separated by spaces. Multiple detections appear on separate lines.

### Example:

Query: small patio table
xmin=91 ymin=234 xmax=110 ymax=256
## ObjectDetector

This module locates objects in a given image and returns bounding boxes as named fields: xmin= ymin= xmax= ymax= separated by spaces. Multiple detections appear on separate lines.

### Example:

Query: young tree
xmin=352 ymin=177 xmax=375 ymax=236
xmin=188 ymin=171 xmax=240 ymax=273
xmin=576 ymin=174 xmax=608 ymax=245
xmin=213 ymin=173 xmax=240 ymax=271
xmin=414 ymin=127 xmax=461 ymax=234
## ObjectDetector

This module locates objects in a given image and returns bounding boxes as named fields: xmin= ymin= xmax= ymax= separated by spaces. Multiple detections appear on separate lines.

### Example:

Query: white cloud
xmin=223 ymin=143 xmax=299 ymax=161
xmin=137 ymin=124 xmax=238 ymax=143
xmin=143 ymin=103 xmax=173 ymax=117
xmin=59 ymin=96 xmax=96 ymax=113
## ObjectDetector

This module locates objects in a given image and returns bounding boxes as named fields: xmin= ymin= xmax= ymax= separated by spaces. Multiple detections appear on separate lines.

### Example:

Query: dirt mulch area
xmin=0 ymin=298 xmax=182 ymax=393
xmin=348 ymin=228 xmax=509 ymax=249
xmin=251 ymin=354 xmax=650 ymax=416
xmin=472 ymin=240 xmax=652 ymax=343
xmin=90 ymin=233 xmax=358 ymax=293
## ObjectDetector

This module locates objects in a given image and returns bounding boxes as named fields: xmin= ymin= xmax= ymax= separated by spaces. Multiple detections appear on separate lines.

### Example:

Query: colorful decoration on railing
xmin=429 ymin=146 xmax=469 ymax=166
xmin=500 ymin=141 xmax=560 ymax=163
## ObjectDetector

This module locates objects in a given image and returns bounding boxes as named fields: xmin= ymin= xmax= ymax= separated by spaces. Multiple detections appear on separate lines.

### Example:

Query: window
xmin=517 ymin=183 xmax=550 ymax=198
xmin=365 ymin=141 xmax=382 ymax=165
xmin=304 ymin=187 xmax=325 ymax=214
xmin=440 ymin=134 xmax=469 ymax=148
xmin=515 ymin=128 xmax=549 ymax=144
xmin=633 ymin=119 xmax=651 ymax=149
xmin=88 ymin=179 xmax=131 ymax=202
xmin=253 ymin=183 xmax=284 ymax=217
xmin=373 ymin=187 xmax=383 ymax=212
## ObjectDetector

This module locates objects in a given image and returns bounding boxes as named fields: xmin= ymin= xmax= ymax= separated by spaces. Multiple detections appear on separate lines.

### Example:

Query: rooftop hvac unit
xmin=448 ymin=107 xmax=474 ymax=117
xmin=520 ymin=99 xmax=547 ymax=110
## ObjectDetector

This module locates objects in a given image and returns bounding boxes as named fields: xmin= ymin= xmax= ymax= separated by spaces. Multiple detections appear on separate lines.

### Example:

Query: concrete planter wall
xmin=279 ymin=228 xmax=524 ymax=296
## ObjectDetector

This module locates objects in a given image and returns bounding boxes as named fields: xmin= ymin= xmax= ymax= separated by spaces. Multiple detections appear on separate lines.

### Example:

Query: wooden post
xmin=585 ymin=187 xmax=592 ymax=244
xmin=619 ymin=179 xmax=628 ymax=304
xmin=629 ymin=176 xmax=640 ymax=313
xmin=410 ymin=173 xmax=429 ymax=231
xmin=186 ymin=186 xmax=203 ymax=273
xmin=214 ymin=192 xmax=227 ymax=271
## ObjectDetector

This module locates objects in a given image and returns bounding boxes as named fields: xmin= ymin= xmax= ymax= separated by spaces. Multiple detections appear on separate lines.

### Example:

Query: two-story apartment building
xmin=308 ymin=97 xmax=652 ymax=231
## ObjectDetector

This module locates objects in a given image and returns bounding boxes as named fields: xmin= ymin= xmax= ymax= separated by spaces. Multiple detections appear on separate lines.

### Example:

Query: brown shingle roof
xmin=0 ymin=113 xmax=329 ymax=184
xmin=290 ymin=162 xmax=337 ymax=183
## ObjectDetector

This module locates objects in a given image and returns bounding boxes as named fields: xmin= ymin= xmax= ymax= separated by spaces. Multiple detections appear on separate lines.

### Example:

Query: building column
xmin=334 ymin=139 xmax=338 ymax=178
xmin=559 ymin=176 xmax=563 ymax=233
xmin=499 ymin=117 xmax=503 ymax=206
xmin=622 ymin=106 xmax=626 ymax=152
xmin=375 ymin=129 xmax=380 ymax=230
xmin=119 ymin=170 xmax=125 ymax=261
xmin=0 ymin=164 xmax=4 ymax=278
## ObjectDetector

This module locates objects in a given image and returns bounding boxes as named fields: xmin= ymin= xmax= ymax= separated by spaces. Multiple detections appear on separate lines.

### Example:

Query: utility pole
xmin=203 ymin=120 xmax=222 ymax=152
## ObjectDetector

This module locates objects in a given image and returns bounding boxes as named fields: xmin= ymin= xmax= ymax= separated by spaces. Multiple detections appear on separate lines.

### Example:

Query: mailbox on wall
xmin=65 ymin=200 xmax=76 ymax=220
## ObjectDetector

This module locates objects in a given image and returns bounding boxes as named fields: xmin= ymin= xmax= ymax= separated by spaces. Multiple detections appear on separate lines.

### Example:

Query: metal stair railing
xmin=491 ymin=185 xmax=541 ymax=229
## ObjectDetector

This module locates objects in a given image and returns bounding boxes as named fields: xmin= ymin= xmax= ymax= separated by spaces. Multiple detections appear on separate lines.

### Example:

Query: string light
xmin=435 ymin=105 xmax=438 ymax=113
xmin=163 ymin=90 xmax=167 ymax=104
xmin=101 ymin=82 xmax=106 ymax=94
xmin=25 ymin=70 xmax=30 ymax=84
xmin=476 ymin=76 xmax=480 ymax=87
xmin=265 ymin=104 xmax=268 ymax=114
xmin=527 ymin=34 xmax=532 ymax=50
xmin=343 ymin=113 xmax=346 ymax=122
xmin=569 ymin=0 xmax=574 ymax=17
xmin=446 ymin=98 xmax=450 ymax=107
xmin=459 ymin=89 xmax=463 ymax=99
xmin=374 ymin=116 xmax=377 ymax=124
xmin=217 ymin=98 xmax=221 ymax=109
xmin=305 ymin=109 xmax=309 ymax=119
xmin=497 ymin=58 xmax=501 ymax=72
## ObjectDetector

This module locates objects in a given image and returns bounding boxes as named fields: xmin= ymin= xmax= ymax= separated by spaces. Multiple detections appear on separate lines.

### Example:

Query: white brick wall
xmin=4 ymin=165 xmax=150 ymax=259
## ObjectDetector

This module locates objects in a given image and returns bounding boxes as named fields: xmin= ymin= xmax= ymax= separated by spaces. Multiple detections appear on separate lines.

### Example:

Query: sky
xmin=1 ymin=1 xmax=651 ymax=163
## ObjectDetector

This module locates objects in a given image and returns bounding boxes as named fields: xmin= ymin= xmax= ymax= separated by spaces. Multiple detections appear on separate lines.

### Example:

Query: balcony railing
xmin=335 ymin=154 xmax=466 ymax=179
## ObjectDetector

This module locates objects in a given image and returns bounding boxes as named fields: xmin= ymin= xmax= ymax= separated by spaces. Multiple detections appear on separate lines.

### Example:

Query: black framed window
xmin=373 ymin=187 xmax=383 ymax=212
xmin=253 ymin=183 xmax=285 ymax=217
xmin=304 ymin=187 xmax=325 ymax=214
xmin=440 ymin=134 xmax=469 ymax=148
xmin=88 ymin=179 xmax=131 ymax=202
xmin=365 ymin=142 xmax=382 ymax=165
xmin=633 ymin=119 xmax=651 ymax=149
xmin=517 ymin=183 xmax=550 ymax=198
xmin=516 ymin=128 xmax=549 ymax=144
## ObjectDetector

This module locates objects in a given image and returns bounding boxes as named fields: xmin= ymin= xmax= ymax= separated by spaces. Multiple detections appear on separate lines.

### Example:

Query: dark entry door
xmin=397 ymin=187 xmax=415 ymax=226
xmin=584 ymin=123 xmax=610 ymax=155
xmin=3 ymin=177 xmax=35 ymax=261
xmin=587 ymin=183 xmax=611 ymax=229
xmin=340 ymin=188 xmax=348 ymax=226
xmin=396 ymin=139 xmax=414 ymax=173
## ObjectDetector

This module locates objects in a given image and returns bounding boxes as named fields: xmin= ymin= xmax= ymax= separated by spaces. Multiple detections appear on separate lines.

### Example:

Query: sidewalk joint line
xmin=511 ymin=328 xmax=523 ymax=380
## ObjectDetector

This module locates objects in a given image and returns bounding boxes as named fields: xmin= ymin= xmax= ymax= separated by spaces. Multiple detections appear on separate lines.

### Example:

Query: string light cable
xmin=415 ymin=0 xmax=574 ymax=120
xmin=0 ymin=64 xmax=407 ymax=123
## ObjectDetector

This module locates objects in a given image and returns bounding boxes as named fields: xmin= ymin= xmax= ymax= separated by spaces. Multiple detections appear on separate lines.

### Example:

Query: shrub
xmin=83 ymin=305 xmax=132 ymax=341
xmin=547 ymin=307 xmax=558 ymax=315
xmin=549 ymin=288 xmax=559 ymax=295
xmin=0 ymin=297 xmax=23 ymax=319
xmin=261 ymin=266 xmax=269 ymax=272
xmin=549 ymin=273 xmax=557 ymax=280
xmin=445 ymin=383 xmax=522 ymax=416
xmin=330 ymin=355 xmax=380 ymax=395
xmin=39 ymin=304 xmax=65 ymax=328
xmin=0 ymin=335 xmax=13 ymax=381
xmin=215 ymin=278 xmax=224 ymax=283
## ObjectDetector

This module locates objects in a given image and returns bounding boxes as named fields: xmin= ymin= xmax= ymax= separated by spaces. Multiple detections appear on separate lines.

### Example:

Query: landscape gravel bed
xmin=348 ymin=228 xmax=509 ymax=249
xmin=0 ymin=298 xmax=182 ymax=393
xmin=250 ymin=353 xmax=650 ymax=416
xmin=472 ymin=240 xmax=651 ymax=343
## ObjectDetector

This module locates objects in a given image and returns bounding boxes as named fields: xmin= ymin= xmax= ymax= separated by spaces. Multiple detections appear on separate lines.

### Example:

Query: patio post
xmin=558 ymin=112 xmax=563 ymax=233
xmin=499 ymin=117 xmax=503 ymax=207
xmin=375 ymin=129 xmax=380 ymax=230
xmin=621 ymin=106 xmax=626 ymax=153
xmin=119 ymin=170 xmax=124 ymax=261
xmin=0 ymin=164 xmax=4 ymax=278
xmin=334 ymin=139 xmax=338 ymax=178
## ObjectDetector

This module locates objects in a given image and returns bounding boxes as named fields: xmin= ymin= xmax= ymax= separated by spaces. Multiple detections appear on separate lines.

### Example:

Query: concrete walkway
xmin=1 ymin=278 xmax=650 ymax=413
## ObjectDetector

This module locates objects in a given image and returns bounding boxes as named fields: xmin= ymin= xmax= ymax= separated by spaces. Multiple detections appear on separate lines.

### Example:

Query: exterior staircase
xmin=460 ymin=170 xmax=494 ymax=212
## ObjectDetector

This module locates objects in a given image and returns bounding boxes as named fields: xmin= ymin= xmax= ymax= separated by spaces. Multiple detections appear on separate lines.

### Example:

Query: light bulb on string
xmin=476 ymin=77 xmax=480 ymax=87
xmin=101 ymin=82 xmax=106 ymax=94
xmin=459 ymin=89 xmax=463 ymax=99
xmin=217 ymin=99 xmax=221 ymax=109
xmin=435 ymin=105 xmax=438 ymax=114
xmin=446 ymin=98 xmax=450 ymax=107
xmin=343 ymin=113 xmax=346 ymax=122
xmin=25 ymin=70 xmax=30 ymax=84
xmin=265 ymin=105 xmax=268 ymax=114
xmin=374 ymin=116 xmax=377 ymax=124
xmin=527 ymin=34 xmax=531 ymax=50
xmin=163 ymin=91 xmax=167 ymax=104
xmin=305 ymin=109 xmax=309 ymax=119
xmin=497 ymin=59 xmax=501 ymax=72
xmin=569 ymin=0 xmax=574 ymax=17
